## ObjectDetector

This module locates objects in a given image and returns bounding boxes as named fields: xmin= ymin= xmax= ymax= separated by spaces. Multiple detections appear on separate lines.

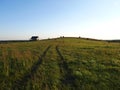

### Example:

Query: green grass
xmin=0 ymin=38 xmax=120 ymax=90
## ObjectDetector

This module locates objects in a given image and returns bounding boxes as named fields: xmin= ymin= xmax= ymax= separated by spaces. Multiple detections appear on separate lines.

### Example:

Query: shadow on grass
xmin=12 ymin=46 xmax=51 ymax=90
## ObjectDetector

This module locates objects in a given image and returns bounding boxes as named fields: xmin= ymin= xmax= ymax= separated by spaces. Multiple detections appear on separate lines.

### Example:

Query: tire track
xmin=12 ymin=46 xmax=51 ymax=90
xmin=56 ymin=46 xmax=77 ymax=89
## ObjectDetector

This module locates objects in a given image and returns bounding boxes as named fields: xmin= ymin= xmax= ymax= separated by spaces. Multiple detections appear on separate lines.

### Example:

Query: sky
xmin=0 ymin=0 xmax=120 ymax=40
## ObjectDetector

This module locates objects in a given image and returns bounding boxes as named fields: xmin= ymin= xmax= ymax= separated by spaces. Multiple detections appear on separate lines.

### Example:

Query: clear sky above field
xmin=0 ymin=0 xmax=120 ymax=40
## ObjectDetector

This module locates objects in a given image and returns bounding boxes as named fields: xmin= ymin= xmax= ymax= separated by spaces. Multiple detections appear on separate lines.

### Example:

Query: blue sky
xmin=0 ymin=0 xmax=120 ymax=40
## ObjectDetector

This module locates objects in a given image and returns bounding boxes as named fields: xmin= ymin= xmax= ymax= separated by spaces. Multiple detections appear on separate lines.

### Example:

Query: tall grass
xmin=0 ymin=38 xmax=120 ymax=90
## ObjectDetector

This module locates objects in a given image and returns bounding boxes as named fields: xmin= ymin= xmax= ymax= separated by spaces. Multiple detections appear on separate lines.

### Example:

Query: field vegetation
xmin=0 ymin=38 xmax=120 ymax=90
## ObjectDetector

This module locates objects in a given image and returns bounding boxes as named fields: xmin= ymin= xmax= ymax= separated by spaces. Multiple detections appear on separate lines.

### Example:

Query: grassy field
xmin=0 ymin=37 xmax=120 ymax=90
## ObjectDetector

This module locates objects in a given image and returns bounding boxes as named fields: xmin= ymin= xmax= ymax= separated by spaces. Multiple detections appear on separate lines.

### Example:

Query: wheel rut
xmin=56 ymin=46 xmax=77 ymax=88
xmin=13 ymin=46 xmax=51 ymax=90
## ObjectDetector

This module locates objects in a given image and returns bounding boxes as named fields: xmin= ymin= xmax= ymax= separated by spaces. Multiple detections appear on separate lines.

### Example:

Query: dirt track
xmin=13 ymin=46 xmax=51 ymax=90
xmin=56 ymin=46 xmax=77 ymax=89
